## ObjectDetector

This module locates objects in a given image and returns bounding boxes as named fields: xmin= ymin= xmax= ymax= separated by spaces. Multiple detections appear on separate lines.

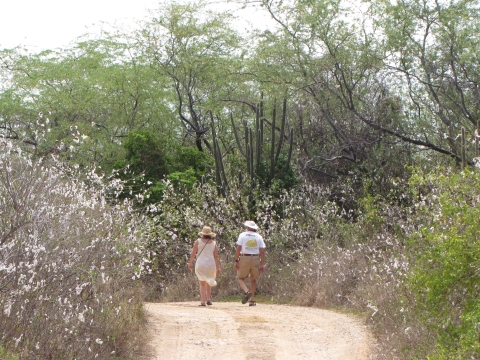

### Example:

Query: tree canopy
xmin=1 ymin=0 xmax=479 ymax=191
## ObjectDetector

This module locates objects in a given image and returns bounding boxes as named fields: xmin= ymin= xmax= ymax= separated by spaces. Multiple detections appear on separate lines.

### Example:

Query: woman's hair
xmin=202 ymin=235 xmax=212 ymax=239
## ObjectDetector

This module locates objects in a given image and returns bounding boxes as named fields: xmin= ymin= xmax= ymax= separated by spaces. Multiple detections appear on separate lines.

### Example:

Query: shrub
xmin=405 ymin=168 xmax=480 ymax=359
xmin=0 ymin=142 xmax=147 ymax=359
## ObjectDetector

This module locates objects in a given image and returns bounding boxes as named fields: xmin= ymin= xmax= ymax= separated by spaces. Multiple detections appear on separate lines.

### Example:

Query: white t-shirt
xmin=236 ymin=231 xmax=265 ymax=254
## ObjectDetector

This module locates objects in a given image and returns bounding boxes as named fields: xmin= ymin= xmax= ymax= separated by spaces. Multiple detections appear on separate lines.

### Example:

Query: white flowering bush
xmin=0 ymin=142 xmax=146 ymax=359
xmin=141 ymin=174 xmax=354 ymax=300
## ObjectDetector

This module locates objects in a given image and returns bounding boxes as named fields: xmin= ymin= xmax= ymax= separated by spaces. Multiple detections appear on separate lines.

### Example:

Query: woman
xmin=188 ymin=226 xmax=221 ymax=306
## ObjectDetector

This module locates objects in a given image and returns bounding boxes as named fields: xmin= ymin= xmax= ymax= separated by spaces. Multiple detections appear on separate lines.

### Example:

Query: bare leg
xmin=199 ymin=281 xmax=207 ymax=304
xmin=237 ymin=277 xmax=249 ymax=293
xmin=249 ymin=278 xmax=257 ymax=301
xmin=205 ymin=283 xmax=212 ymax=301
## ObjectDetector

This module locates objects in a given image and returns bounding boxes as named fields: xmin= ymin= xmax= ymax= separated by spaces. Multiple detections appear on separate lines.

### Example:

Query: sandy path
xmin=142 ymin=301 xmax=375 ymax=360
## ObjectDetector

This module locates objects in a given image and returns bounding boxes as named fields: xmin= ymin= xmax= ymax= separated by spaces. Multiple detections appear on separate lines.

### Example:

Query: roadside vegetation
xmin=1 ymin=0 xmax=479 ymax=358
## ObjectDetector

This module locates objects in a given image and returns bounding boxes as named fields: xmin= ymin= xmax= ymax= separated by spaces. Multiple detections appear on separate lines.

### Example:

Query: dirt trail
xmin=143 ymin=301 xmax=376 ymax=360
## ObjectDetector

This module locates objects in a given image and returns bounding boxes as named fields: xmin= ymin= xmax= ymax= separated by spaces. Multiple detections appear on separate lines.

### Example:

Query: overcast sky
xmin=0 ymin=0 xmax=160 ymax=50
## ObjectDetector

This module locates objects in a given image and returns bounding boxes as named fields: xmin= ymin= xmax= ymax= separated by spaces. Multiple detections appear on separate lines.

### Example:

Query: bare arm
xmin=259 ymin=247 xmax=266 ymax=272
xmin=188 ymin=240 xmax=198 ymax=270
xmin=233 ymin=245 xmax=242 ymax=269
xmin=214 ymin=244 xmax=221 ymax=275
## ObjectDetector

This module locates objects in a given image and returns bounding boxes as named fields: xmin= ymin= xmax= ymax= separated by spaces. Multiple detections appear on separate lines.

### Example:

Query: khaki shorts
xmin=237 ymin=255 xmax=261 ymax=280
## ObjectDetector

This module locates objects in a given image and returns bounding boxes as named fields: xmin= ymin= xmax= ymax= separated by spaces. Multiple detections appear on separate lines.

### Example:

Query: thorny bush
xmin=0 ymin=142 xmax=147 ymax=359
xmin=140 ymin=179 xmax=335 ymax=298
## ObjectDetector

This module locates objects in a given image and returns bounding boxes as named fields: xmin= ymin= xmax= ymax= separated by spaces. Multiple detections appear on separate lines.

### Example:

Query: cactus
xmin=260 ymin=109 xmax=264 ymax=149
xmin=210 ymin=112 xmax=228 ymax=196
xmin=276 ymin=99 xmax=287 ymax=163
xmin=231 ymin=113 xmax=245 ymax=158
xmin=284 ymin=128 xmax=294 ymax=175
xmin=209 ymin=95 xmax=294 ymax=199
xmin=230 ymin=96 xmax=293 ymax=188
xmin=269 ymin=99 xmax=276 ymax=185
xmin=249 ymin=128 xmax=255 ymax=183
xmin=218 ymin=138 xmax=229 ymax=192
xmin=461 ymin=127 xmax=466 ymax=171
xmin=256 ymin=105 xmax=265 ymax=175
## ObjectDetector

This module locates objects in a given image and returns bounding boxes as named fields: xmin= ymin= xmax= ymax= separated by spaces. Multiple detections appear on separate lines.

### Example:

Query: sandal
xmin=198 ymin=303 xmax=206 ymax=306
xmin=249 ymin=300 xmax=256 ymax=306
xmin=206 ymin=300 xmax=213 ymax=305
xmin=242 ymin=291 xmax=252 ymax=304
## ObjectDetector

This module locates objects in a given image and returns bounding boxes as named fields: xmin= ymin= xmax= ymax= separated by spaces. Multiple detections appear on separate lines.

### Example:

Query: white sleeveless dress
xmin=195 ymin=239 xmax=217 ymax=287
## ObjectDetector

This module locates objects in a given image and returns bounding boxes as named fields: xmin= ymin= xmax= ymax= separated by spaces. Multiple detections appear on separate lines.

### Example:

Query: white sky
xmin=0 ymin=0 xmax=161 ymax=50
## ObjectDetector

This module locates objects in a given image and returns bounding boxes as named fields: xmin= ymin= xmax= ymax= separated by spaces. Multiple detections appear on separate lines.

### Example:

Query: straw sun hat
xmin=198 ymin=226 xmax=216 ymax=237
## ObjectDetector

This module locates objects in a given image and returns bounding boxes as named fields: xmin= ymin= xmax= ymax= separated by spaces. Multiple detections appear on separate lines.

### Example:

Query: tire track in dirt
xmin=142 ymin=301 xmax=376 ymax=360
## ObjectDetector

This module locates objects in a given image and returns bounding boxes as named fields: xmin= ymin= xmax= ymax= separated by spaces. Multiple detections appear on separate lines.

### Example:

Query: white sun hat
xmin=244 ymin=220 xmax=259 ymax=231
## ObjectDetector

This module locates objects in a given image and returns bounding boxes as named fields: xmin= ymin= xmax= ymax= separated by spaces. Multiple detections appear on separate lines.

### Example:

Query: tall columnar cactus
xmin=284 ymin=128 xmax=294 ymax=176
xmin=212 ymin=97 xmax=294 ymax=198
xmin=231 ymin=113 xmax=245 ymax=158
xmin=276 ymin=99 xmax=287 ymax=163
xmin=231 ymin=97 xmax=293 ymax=188
xmin=269 ymin=100 xmax=276 ymax=185
xmin=210 ymin=112 xmax=228 ymax=196
xmin=461 ymin=127 xmax=466 ymax=171
xmin=248 ymin=128 xmax=254 ymax=183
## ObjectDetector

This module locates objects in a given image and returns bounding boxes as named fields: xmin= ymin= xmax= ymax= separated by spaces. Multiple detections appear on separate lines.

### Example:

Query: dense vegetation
xmin=1 ymin=0 xmax=479 ymax=358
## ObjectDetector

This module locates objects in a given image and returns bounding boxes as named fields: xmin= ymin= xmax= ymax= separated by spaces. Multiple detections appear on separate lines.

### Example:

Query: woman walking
xmin=188 ymin=226 xmax=221 ymax=306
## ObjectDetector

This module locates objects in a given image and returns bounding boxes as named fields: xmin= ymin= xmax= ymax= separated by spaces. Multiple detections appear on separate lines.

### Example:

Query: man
xmin=233 ymin=220 xmax=266 ymax=306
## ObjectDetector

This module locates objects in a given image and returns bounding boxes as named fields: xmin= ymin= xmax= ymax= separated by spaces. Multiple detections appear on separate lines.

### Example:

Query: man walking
xmin=233 ymin=220 xmax=266 ymax=306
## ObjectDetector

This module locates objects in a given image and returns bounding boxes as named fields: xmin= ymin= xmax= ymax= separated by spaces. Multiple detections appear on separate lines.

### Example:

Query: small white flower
xmin=15 ymin=334 xmax=23 ymax=347
xmin=95 ymin=338 xmax=103 ymax=345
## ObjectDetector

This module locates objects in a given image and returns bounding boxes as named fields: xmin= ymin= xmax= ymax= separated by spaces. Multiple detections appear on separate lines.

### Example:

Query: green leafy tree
xmin=139 ymin=1 xmax=245 ymax=152
xmin=0 ymin=39 xmax=176 ymax=170
xmin=113 ymin=130 xmax=170 ymax=204
xmin=371 ymin=0 xmax=480 ymax=165
xmin=113 ymin=131 xmax=213 ymax=204
xmin=122 ymin=131 xmax=171 ymax=181
xmin=167 ymin=146 xmax=213 ymax=191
